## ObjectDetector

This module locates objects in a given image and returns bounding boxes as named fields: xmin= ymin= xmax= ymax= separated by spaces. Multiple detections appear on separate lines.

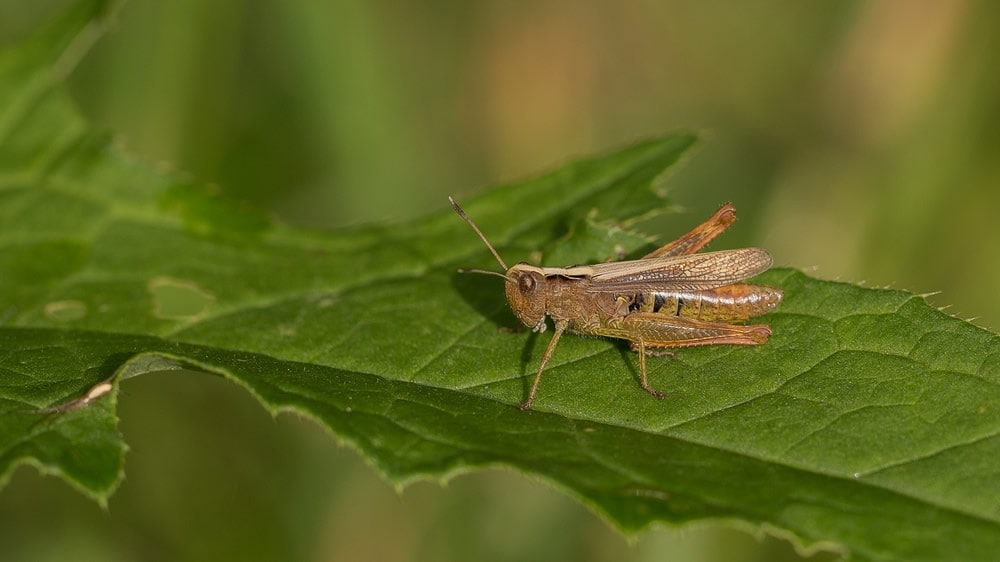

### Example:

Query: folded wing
xmin=585 ymin=248 xmax=773 ymax=293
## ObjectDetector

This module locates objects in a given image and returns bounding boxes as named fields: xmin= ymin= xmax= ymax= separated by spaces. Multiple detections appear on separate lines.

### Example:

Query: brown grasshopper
xmin=449 ymin=198 xmax=782 ymax=410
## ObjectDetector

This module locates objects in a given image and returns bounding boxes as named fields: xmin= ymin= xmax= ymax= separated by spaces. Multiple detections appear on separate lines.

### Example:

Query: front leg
xmin=520 ymin=320 xmax=568 ymax=410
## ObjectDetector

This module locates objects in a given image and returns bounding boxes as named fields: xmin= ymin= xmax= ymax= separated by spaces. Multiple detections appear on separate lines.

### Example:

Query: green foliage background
xmin=2 ymin=2 xmax=1000 ymax=561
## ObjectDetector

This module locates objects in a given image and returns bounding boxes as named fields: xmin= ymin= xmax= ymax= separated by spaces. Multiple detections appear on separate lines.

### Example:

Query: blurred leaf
xmin=2 ymin=4 xmax=1000 ymax=562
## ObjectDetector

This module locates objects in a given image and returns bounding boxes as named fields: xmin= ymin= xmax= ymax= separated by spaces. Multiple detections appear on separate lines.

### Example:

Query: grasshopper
xmin=450 ymin=198 xmax=782 ymax=410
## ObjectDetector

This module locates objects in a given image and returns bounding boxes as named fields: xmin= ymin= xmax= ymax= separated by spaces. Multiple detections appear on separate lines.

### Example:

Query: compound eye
xmin=518 ymin=274 xmax=536 ymax=293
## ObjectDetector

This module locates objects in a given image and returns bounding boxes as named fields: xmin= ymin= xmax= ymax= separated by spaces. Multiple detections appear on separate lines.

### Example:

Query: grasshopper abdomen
xmin=629 ymin=284 xmax=782 ymax=323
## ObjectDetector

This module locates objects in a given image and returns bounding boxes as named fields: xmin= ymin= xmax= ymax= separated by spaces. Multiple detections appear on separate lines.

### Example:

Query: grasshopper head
xmin=505 ymin=263 xmax=547 ymax=332
xmin=448 ymin=196 xmax=548 ymax=332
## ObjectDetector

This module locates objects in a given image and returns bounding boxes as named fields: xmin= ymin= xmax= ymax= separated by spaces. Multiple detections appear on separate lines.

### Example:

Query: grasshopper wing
xmin=585 ymin=248 xmax=773 ymax=293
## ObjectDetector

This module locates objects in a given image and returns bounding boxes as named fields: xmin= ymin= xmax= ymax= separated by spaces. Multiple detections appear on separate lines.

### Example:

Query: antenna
xmin=457 ymin=268 xmax=508 ymax=279
xmin=448 ymin=197 xmax=509 ymax=271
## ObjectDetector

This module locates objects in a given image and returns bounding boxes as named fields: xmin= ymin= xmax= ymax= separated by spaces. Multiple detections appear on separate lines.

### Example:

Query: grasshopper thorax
xmin=505 ymin=263 xmax=547 ymax=332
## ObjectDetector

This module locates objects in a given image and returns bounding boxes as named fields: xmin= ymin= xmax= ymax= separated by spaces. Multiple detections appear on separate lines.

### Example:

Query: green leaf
xmin=3 ymin=4 xmax=1000 ymax=561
